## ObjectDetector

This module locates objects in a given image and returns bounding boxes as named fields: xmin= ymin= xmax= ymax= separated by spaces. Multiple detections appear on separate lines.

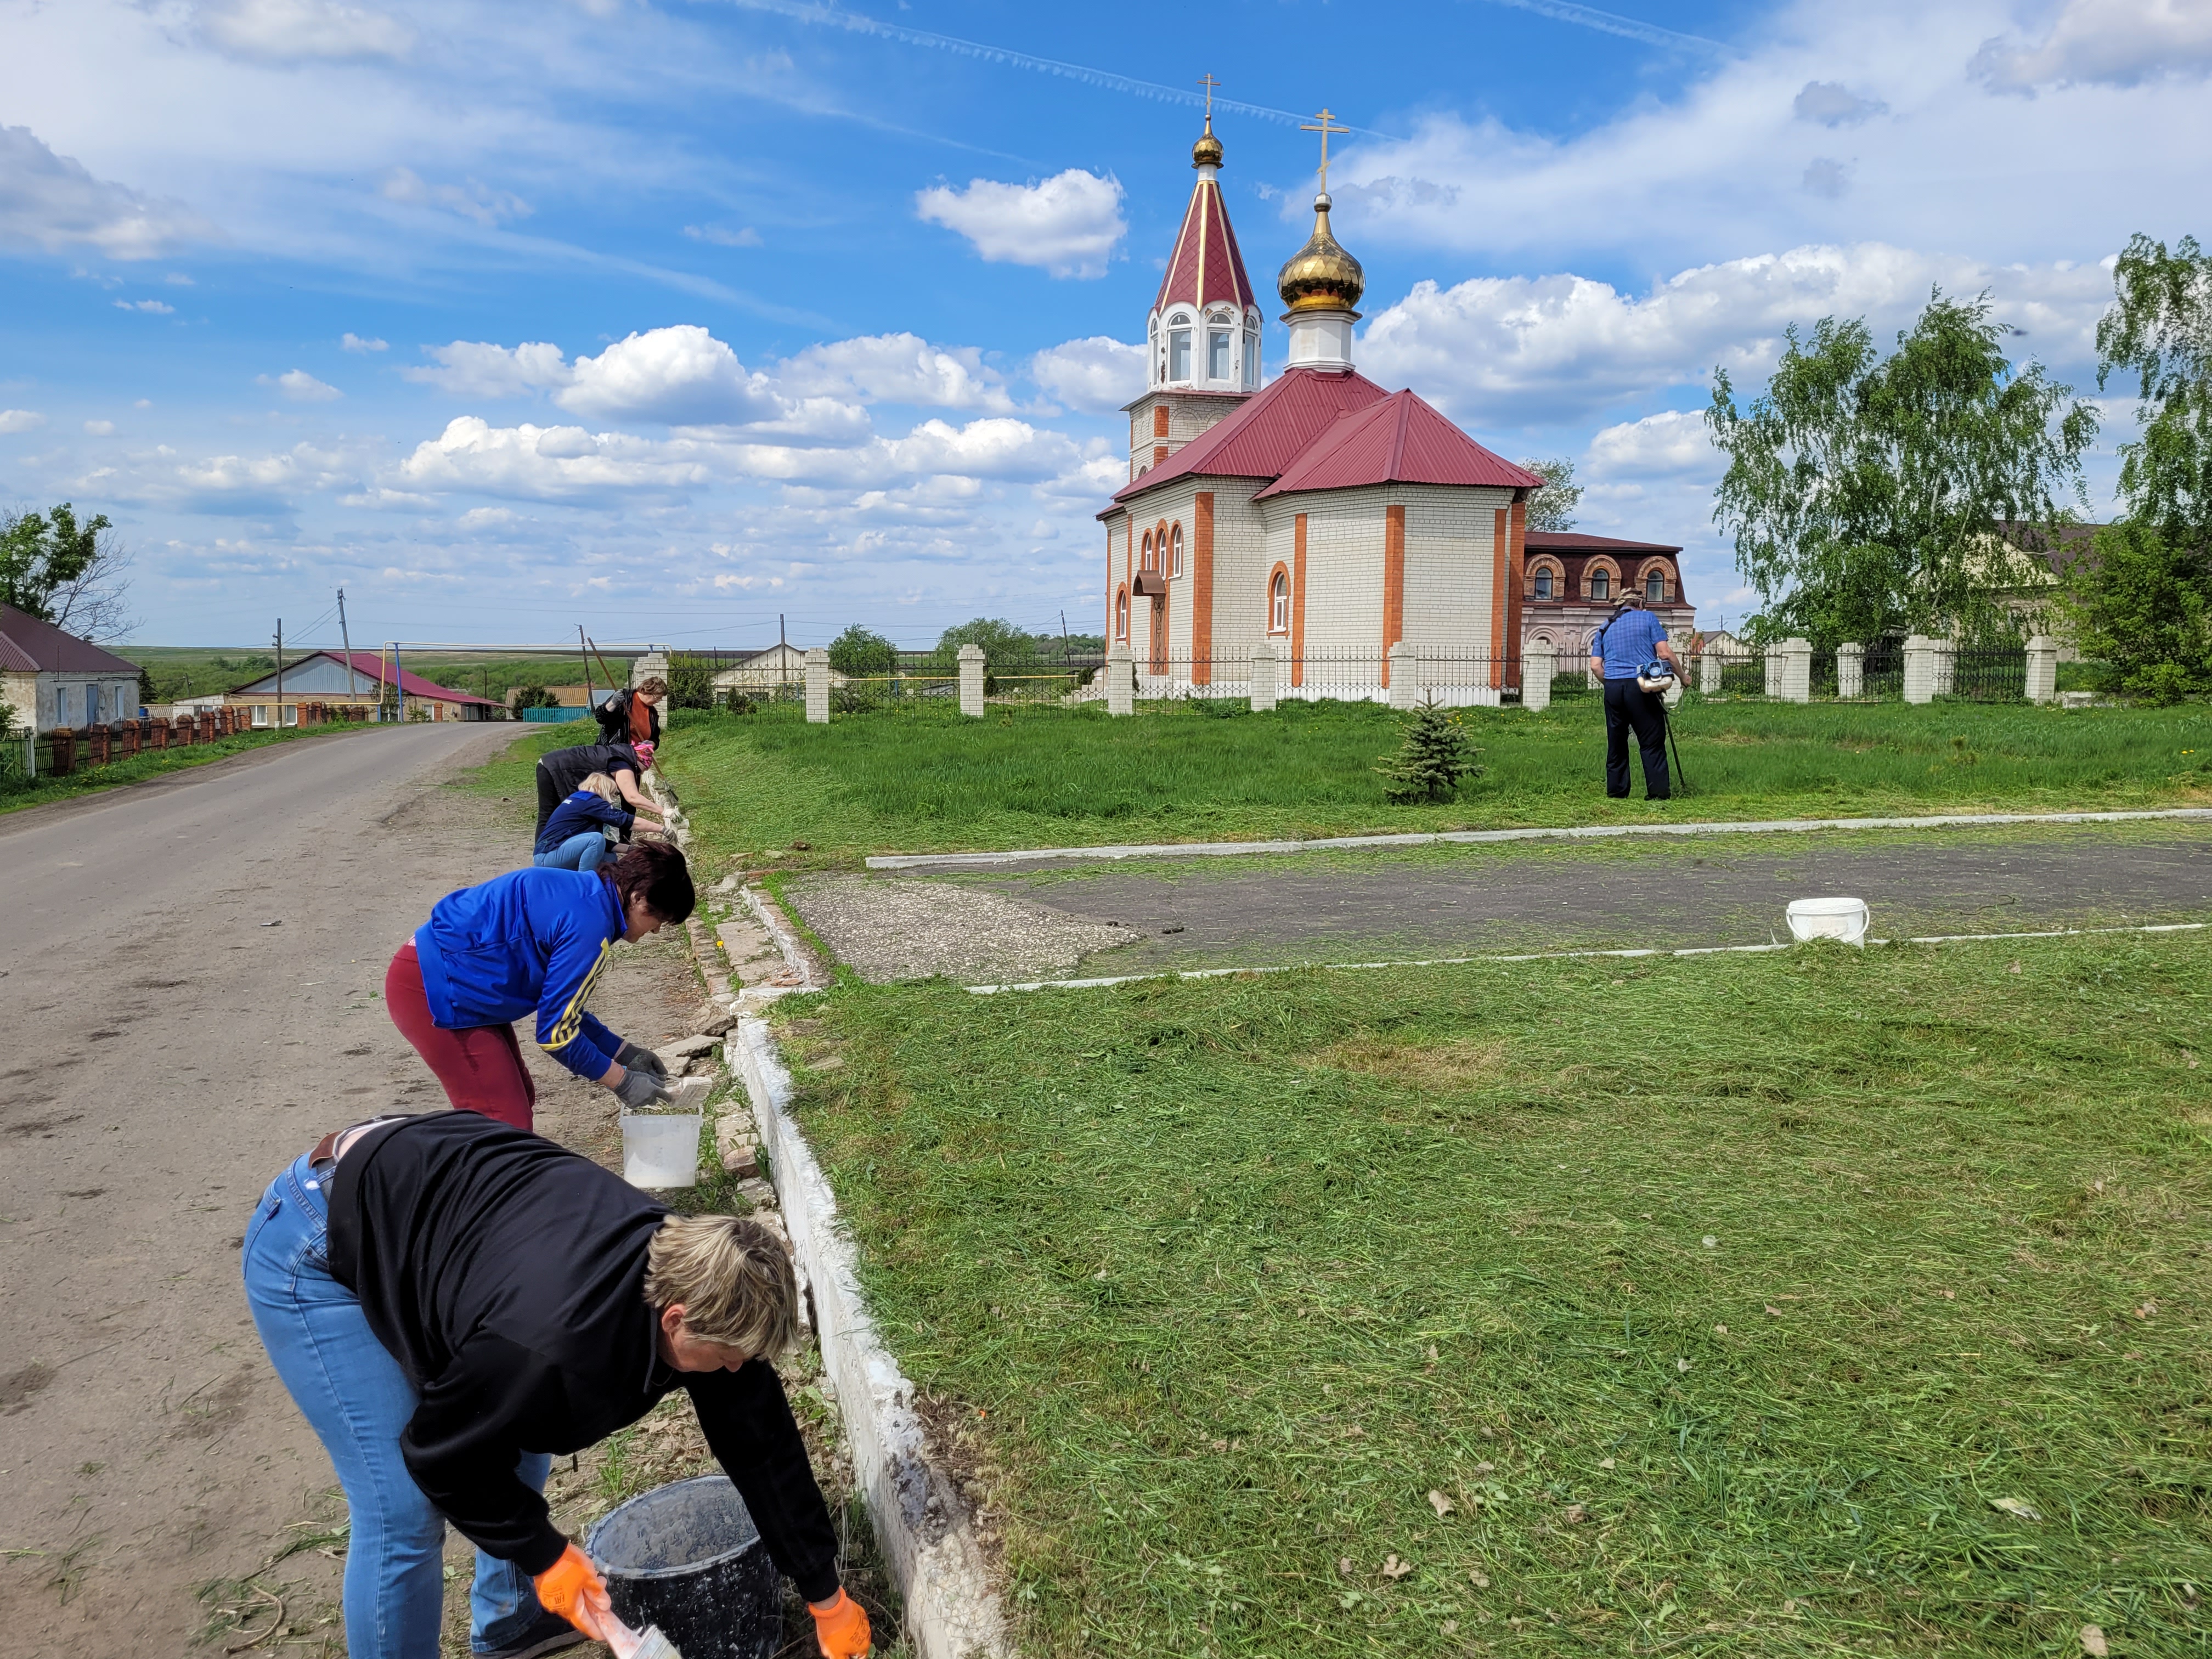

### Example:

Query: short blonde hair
xmin=643 ymin=1215 xmax=801 ymax=1356
xmin=577 ymin=770 xmax=621 ymax=804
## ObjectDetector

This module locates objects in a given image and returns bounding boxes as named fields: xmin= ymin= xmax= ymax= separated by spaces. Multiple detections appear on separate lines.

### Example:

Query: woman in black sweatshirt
xmin=241 ymin=1111 xmax=873 ymax=1659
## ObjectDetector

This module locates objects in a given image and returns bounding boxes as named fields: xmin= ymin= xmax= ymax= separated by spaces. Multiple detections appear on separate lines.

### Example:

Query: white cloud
xmin=164 ymin=272 xmax=195 ymax=285
xmin=84 ymin=419 xmax=116 ymax=436
xmin=199 ymin=0 xmax=416 ymax=61
xmin=458 ymin=506 xmax=521 ymax=527
xmin=341 ymin=331 xmax=388 ymax=352
xmin=1029 ymin=336 xmax=1145 ymax=414
xmin=394 ymin=416 xmax=720 ymax=501
xmin=915 ymin=170 xmax=1126 ymax=279
xmin=1358 ymin=242 xmax=2115 ymax=426
xmin=560 ymin=326 xmax=781 ymax=425
xmin=259 ymin=368 xmax=343 ymax=401
xmin=1971 ymin=0 xmax=2212 ymax=91
xmin=0 ymin=409 xmax=47 ymax=433
xmin=1793 ymin=81 xmax=1887 ymax=125
xmin=881 ymin=417 xmax=1080 ymax=482
xmin=1585 ymin=410 xmax=1714 ymax=478
xmin=0 ymin=126 xmax=214 ymax=259
xmin=114 ymin=297 xmax=175 ymax=313
xmin=404 ymin=339 xmax=571 ymax=398
xmin=684 ymin=223 xmax=761 ymax=247
xmin=776 ymin=334 xmax=1012 ymax=412
xmin=379 ymin=167 xmax=531 ymax=227
xmin=84 ymin=438 xmax=369 ymax=513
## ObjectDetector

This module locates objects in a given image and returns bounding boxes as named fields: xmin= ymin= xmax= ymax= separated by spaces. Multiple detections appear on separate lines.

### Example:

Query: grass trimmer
xmin=1636 ymin=658 xmax=1690 ymax=797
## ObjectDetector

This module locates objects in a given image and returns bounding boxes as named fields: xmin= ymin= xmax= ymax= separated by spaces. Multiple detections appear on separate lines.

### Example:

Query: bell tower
xmin=1124 ymin=84 xmax=1263 ymax=483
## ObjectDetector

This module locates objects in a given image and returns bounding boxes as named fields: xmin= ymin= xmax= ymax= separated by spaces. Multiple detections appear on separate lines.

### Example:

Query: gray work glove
xmin=614 ymin=1066 xmax=672 ymax=1109
xmin=616 ymin=1041 xmax=668 ymax=1079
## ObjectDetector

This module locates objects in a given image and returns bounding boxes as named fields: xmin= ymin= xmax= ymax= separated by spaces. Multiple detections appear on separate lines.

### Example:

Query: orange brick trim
xmin=1154 ymin=404 xmax=1170 ymax=437
xmin=1291 ymin=513 xmax=1308 ymax=686
xmin=1192 ymin=493 xmax=1215 ymax=684
xmin=1153 ymin=444 xmax=1167 ymax=468
xmin=1381 ymin=504 xmax=1406 ymax=687
xmin=1266 ymin=560 xmax=1291 ymax=634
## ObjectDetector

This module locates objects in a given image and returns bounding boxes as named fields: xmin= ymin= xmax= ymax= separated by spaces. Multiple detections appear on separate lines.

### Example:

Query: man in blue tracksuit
xmin=1589 ymin=596 xmax=1679 ymax=800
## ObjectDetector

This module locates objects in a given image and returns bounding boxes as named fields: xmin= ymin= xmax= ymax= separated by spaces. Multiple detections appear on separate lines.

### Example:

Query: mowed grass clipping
xmin=659 ymin=698 xmax=2212 ymax=867
xmin=774 ymin=936 xmax=2211 ymax=1656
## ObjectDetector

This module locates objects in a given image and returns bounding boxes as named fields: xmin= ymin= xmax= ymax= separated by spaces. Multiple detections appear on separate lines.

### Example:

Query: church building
xmin=1101 ymin=116 xmax=1690 ymax=699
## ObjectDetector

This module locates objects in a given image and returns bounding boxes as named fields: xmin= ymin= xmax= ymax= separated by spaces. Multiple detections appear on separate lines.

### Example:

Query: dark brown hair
xmin=608 ymin=840 xmax=695 ymax=925
xmin=635 ymin=677 xmax=670 ymax=697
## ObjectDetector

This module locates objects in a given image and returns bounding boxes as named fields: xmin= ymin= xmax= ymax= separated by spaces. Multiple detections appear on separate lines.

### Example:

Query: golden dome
xmin=1192 ymin=119 xmax=1223 ymax=169
xmin=1277 ymin=193 xmax=1364 ymax=314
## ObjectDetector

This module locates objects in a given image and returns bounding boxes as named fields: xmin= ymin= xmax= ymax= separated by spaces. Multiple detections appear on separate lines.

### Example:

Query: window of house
xmin=1116 ymin=589 xmax=1128 ymax=639
xmin=1149 ymin=318 xmax=1159 ymax=383
xmin=1590 ymin=571 xmax=1610 ymax=601
xmin=1208 ymin=329 xmax=1230 ymax=381
xmin=1533 ymin=567 xmax=1554 ymax=599
xmin=1168 ymin=326 xmax=1192 ymax=381
xmin=1270 ymin=571 xmax=1289 ymax=633
xmin=54 ymin=685 xmax=70 ymax=726
xmin=253 ymin=704 xmax=268 ymax=726
xmin=1646 ymin=568 xmax=1666 ymax=601
xmin=1243 ymin=325 xmax=1260 ymax=387
xmin=1142 ymin=531 xmax=1154 ymax=570
xmin=1170 ymin=524 xmax=1183 ymax=577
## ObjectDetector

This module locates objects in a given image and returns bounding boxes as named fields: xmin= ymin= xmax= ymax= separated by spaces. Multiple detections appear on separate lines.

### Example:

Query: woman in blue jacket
xmin=385 ymin=841 xmax=694 ymax=1132
xmin=533 ymin=772 xmax=633 ymax=872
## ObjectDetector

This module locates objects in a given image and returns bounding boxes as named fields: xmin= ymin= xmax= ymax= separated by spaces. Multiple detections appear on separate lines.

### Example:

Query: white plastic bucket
xmin=1786 ymin=896 xmax=1870 ymax=946
xmin=622 ymin=1113 xmax=703 ymax=1189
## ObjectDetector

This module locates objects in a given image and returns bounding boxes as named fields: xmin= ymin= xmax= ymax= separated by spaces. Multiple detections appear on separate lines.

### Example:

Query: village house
xmin=0 ymin=603 xmax=144 ymax=733
xmin=1521 ymin=531 xmax=1696 ymax=673
xmin=225 ymin=651 xmax=502 ymax=723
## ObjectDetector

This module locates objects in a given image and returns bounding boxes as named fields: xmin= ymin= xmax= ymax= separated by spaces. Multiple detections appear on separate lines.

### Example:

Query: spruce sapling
xmin=1376 ymin=696 xmax=1483 ymax=804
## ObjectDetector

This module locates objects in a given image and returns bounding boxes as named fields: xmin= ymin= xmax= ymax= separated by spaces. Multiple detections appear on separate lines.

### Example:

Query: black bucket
xmin=585 ymin=1475 xmax=782 ymax=1659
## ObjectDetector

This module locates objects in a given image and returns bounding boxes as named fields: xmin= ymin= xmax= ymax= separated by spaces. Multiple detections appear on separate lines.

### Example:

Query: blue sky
xmin=2 ymin=0 xmax=2207 ymax=652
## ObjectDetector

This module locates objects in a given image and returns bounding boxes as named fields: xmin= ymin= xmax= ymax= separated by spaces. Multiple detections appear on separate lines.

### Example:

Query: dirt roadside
xmin=0 ymin=726 xmax=707 ymax=1657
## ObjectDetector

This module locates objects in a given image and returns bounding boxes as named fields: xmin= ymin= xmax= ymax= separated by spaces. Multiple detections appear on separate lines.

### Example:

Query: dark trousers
xmin=1604 ymin=679 xmax=1671 ymax=799
xmin=534 ymin=758 xmax=560 ymax=837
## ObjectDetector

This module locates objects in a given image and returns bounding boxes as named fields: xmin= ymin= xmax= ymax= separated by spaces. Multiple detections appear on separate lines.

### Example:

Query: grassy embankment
xmin=773 ymin=934 xmax=2211 ymax=1656
xmin=120 ymin=645 xmax=629 ymax=704
xmin=656 ymin=698 xmax=2212 ymax=870
xmin=0 ymin=719 xmax=375 ymax=816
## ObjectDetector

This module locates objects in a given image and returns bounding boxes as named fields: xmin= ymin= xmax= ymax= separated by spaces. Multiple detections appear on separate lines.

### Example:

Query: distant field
xmin=656 ymin=697 xmax=2212 ymax=868
xmin=120 ymin=646 xmax=634 ymax=703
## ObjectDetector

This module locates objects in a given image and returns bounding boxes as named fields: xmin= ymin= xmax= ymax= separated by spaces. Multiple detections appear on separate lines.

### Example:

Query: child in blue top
xmin=532 ymin=772 xmax=633 ymax=873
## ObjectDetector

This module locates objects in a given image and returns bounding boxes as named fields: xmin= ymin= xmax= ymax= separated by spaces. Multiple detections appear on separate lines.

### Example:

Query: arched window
xmin=1269 ymin=569 xmax=1289 ymax=633
xmin=1170 ymin=524 xmax=1183 ymax=578
xmin=1589 ymin=569 xmax=1610 ymax=602
xmin=1167 ymin=313 xmax=1193 ymax=381
xmin=1115 ymin=588 xmax=1128 ymax=639
xmin=1141 ymin=531 xmax=1155 ymax=571
xmin=1243 ymin=323 xmax=1260 ymax=388
xmin=1645 ymin=567 xmax=1666 ymax=602
xmin=1149 ymin=317 xmax=1160 ymax=385
xmin=1533 ymin=567 xmax=1554 ymax=599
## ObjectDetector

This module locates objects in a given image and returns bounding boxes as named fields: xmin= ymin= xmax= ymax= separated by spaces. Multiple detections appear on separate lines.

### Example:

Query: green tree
xmin=1706 ymin=290 xmax=2097 ymax=648
xmin=1 ymin=501 xmax=134 ymax=639
xmin=1376 ymin=698 xmax=1483 ymax=804
xmin=828 ymin=625 xmax=896 ymax=678
xmin=2097 ymin=233 xmax=2212 ymax=557
xmin=511 ymin=684 xmax=558 ymax=713
xmin=935 ymin=618 xmax=1036 ymax=672
xmin=137 ymin=664 xmax=156 ymax=708
xmin=2062 ymin=523 xmax=2209 ymax=704
xmin=1518 ymin=457 xmax=1582 ymax=531
xmin=665 ymin=653 xmax=715 ymax=709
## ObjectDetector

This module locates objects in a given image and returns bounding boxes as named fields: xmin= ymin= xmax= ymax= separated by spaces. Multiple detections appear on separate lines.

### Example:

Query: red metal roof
xmin=1525 ymin=530 xmax=1682 ymax=555
xmin=1109 ymin=368 xmax=1390 ymax=510
xmin=1152 ymin=173 xmax=1258 ymax=316
xmin=0 ymin=604 xmax=144 ymax=675
xmin=1255 ymin=390 xmax=1547 ymax=499
xmin=230 ymin=649 xmax=501 ymax=706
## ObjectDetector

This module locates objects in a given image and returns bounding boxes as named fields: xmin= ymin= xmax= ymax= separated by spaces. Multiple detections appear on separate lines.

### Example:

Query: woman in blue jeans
xmin=531 ymin=772 xmax=634 ymax=873
xmin=240 ymin=1113 xmax=870 ymax=1659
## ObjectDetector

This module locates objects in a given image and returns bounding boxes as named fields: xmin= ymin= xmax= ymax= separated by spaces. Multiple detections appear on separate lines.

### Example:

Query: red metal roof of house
xmin=230 ymin=649 xmax=500 ymax=706
xmin=1153 ymin=172 xmax=1258 ymax=317
xmin=1525 ymin=531 xmax=1683 ymax=555
xmin=0 ymin=603 xmax=143 ymax=675
xmin=1108 ymin=368 xmax=1391 ymax=511
xmin=1255 ymin=390 xmax=1547 ymax=500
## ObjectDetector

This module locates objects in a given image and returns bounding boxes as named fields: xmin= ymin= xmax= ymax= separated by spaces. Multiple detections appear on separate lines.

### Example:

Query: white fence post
xmin=1523 ymin=641 xmax=1554 ymax=712
xmin=1105 ymin=643 xmax=1133 ymax=717
xmin=2025 ymin=635 xmax=2058 ymax=704
xmin=1902 ymin=635 xmax=1937 ymax=704
xmin=1699 ymin=646 xmax=1722 ymax=696
xmin=804 ymin=647 xmax=830 ymax=724
xmin=1387 ymin=641 xmax=1418 ymax=710
xmin=1778 ymin=637 xmax=1813 ymax=702
xmin=957 ymin=643 xmax=986 ymax=717
xmin=1248 ymin=640 xmax=1278 ymax=712
xmin=1836 ymin=641 xmax=1865 ymax=700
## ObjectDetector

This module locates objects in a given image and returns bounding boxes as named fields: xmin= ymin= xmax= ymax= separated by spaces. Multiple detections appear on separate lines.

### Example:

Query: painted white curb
xmin=732 ymin=1018 xmax=1011 ymax=1659
xmin=866 ymin=806 xmax=2212 ymax=871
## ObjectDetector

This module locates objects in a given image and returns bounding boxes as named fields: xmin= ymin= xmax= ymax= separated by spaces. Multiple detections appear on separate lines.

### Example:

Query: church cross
xmin=1198 ymin=73 xmax=1220 ymax=126
xmin=1301 ymin=108 xmax=1350 ymax=194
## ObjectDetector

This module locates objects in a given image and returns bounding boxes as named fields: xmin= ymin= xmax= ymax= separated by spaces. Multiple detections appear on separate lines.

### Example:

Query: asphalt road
xmin=0 ymin=724 xmax=540 ymax=1654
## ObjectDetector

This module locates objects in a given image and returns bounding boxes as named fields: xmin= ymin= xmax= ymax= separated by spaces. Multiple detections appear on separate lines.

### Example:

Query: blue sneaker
xmin=473 ymin=1609 xmax=588 ymax=1659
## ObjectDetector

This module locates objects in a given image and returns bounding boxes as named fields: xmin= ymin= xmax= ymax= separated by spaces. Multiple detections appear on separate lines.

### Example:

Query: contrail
xmin=716 ymin=0 xmax=1394 ymax=137
xmin=1474 ymin=0 xmax=1730 ymax=54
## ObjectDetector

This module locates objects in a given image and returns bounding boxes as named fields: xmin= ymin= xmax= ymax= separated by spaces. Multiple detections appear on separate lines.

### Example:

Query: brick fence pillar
xmin=1779 ymin=637 xmax=1813 ymax=702
xmin=957 ymin=644 xmax=986 ymax=717
xmin=1105 ymin=643 xmax=1133 ymax=716
xmin=1248 ymin=640 xmax=1278 ymax=712
xmin=1522 ymin=640 xmax=1554 ymax=712
xmin=2025 ymin=635 xmax=2058 ymax=704
xmin=1387 ymin=641 xmax=1419 ymax=711
xmin=1836 ymin=641 xmax=1865 ymax=699
xmin=1699 ymin=646 xmax=1722 ymax=696
xmin=804 ymin=648 xmax=830 ymax=725
xmin=1902 ymin=636 xmax=1938 ymax=704
xmin=50 ymin=728 xmax=75 ymax=774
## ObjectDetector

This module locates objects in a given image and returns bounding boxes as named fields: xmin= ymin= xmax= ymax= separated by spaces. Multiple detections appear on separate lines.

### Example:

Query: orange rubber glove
xmin=532 ymin=1543 xmax=614 ymax=1641
xmin=809 ymin=1587 xmax=872 ymax=1658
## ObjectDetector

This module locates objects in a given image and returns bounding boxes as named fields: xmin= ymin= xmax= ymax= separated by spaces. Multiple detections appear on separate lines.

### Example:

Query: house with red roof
xmin=224 ymin=651 xmax=503 ymax=724
xmin=1 ymin=603 xmax=146 ymax=733
xmin=1103 ymin=121 xmax=1691 ymax=700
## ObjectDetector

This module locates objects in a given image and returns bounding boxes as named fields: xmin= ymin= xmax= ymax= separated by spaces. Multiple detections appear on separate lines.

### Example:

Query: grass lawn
xmin=120 ymin=645 xmax=632 ymax=703
xmin=657 ymin=698 xmax=2212 ymax=869
xmin=771 ymin=934 xmax=2211 ymax=1655
xmin=0 ymin=719 xmax=376 ymax=816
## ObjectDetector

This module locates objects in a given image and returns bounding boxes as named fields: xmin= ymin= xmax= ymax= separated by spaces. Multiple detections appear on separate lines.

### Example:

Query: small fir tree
xmin=137 ymin=664 xmax=157 ymax=707
xmin=1376 ymin=697 xmax=1483 ymax=803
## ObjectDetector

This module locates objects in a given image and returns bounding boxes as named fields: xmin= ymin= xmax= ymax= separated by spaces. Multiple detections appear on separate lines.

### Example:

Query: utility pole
xmin=337 ymin=588 xmax=358 ymax=701
xmin=274 ymin=619 xmax=284 ymax=727
xmin=1060 ymin=610 xmax=1069 ymax=659
xmin=779 ymin=612 xmax=788 ymax=692
xmin=578 ymin=624 xmax=594 ymax=719
xmin=393 ymin=640 xmax=405 ymax=721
